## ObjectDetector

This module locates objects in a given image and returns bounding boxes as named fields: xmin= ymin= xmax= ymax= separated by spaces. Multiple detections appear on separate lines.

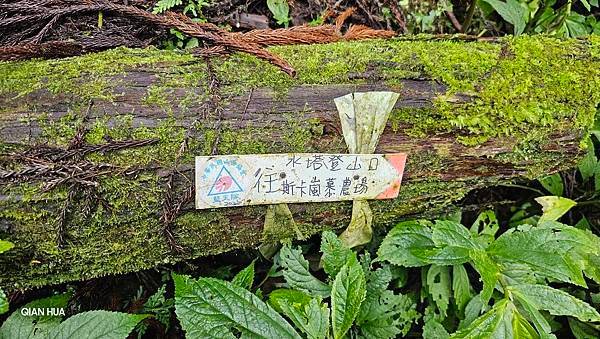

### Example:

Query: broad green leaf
xmin=377 ymin=220 xmax=434 ymax=267
xmin=568 ymin=318 xmax=599 ymax=339
xmin=232 ymin=260 xmax=255 ymax=290
xmin=423 ymin=318 xmax=450 ymax=339
xmin=538 ymin=174 xmax=564 ymax=196
xmin=0 ymin=293 xmax=69 ymax=339
xmin=582 ymin=0 xmax=592 ymax=11
xmin=481 ymin=0 xmax=529 ymax=35
xmin=510 ymin=284 xmax=600 ymax=322
xmin=453 ymin=265 xmax=473 ymax=314
xmin=578 ymin=143 xmax=597 ymax=182
xmin=0 ymin=289 xmax=7 ymax=315
xmin=432 ymin=220 xmax=483 ymax=251
xmin=458 ymin=295 xmax=484 ymax=330
xmin=0 ymin=240 xmax=14 ymax=254
xmin=489 ymin=226 xmax=586 ymax=286
xmin=512 ymin=289 xmax=553 ymax=338
xmin=535 ymin=196 xmax=576 ymax=223
xmin=357 ymin=261 xmax=418 ymax=338
xmin=500 ymin=262 xmax=537 ymax=285
xmin=47 ymin=311 xmax=148 ymax=339
xmin=277 ymin=298 xmax=329 ymax=339
xmin=469 ymin=250 xmax=499 ymax=305
xmin=565 ymin=13 xmax=590 ymax=37
xmin=268 ymin=289 xmax=312 ymax=314
xmin=511 ymin=309 xmax=538 ymax=339
xmin=266 ymin=0 xmax=290 ymax=26
xmin=320 ymin=231 xmax=353 ymax=278
xmin=331 ymin=256 xmax=366 ymax=339
xmin=173 ymin=274 xmax=301 ymax=339
xmin=451 ymin=298 xmax=510 ymax=338
xmin=470 ymin=210 xmax=499 ymax=244
xmin=279 ymin=245 xmax=331 ymax=297
xmin=413 ymin=246 xmax=471 ymax=266
xmin=426 ymin=265 xmax=451 ymax=317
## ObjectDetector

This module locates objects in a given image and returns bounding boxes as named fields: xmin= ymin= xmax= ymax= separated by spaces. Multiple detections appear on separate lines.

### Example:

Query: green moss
xmin=1 ymin=36 xmax=599 ymax=290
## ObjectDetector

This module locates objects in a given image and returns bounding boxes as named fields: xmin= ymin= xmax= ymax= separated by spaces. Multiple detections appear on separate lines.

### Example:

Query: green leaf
xmin=539 ymin=173 xmax=564 ymax=196
xmin=232 ymin=260 xmax=255 ymax=290
xmin=582 ymin=0 xmax=592 ymax=11
xmin=320 ymin=231 xmax=353 ymax=279
xmin=423 ymin=318 xmax=450 ymax=339
xmin=453 ymin=265 xmax=473 ymax=314
xmin=266 ymin=0 xmax=290 ymax=26
xmin=480 ymin=0 xmax=529 ymax=35
xmin=331 ymin=256 xmax=366 ymax=339
xmin=511 ymin=309 xmax=538 ymax=339
xmin=432 ymin=220 xmax=483 ymax=251
xmin=470 ymin=210 xmax=499 ymax=244
xmin=279 ymin=245 xmax=331 ymax=297
xmin=488 ymin=225 xmax=586 ymax=286
xmin=510 ymin=284 xmax=600 ymax=322
xmin=469 ymin=250 xmax=499 ymax=305
xmin=377 ymin=220 xmax=435 ymax=267
xmin=512 ymin=290 xmax=553 ymax=338
xmin=568 ymin=318 xmax=599 ymax=339
xmin=47 ymin=311 xmax=148 ymax=339
xmin=565 ymin=12 xmax=590 ymax=37
xmin=0 ymin=289 xmax=8 ymax=315
xmin=268 ymin=289 xmax=312 ymax=314
xmin=277 ymin=298 xmax=329 ymax=339
xmin=536 ymin=196 xmax=577 ymax=223
xmin=153 ymin=0 xmax=183 ymax=14
xmin=0 ymin=240 xmax=14 ymax=254
xmin=451 ymin=298 xmax=510 ymax=338
xmin=357 ymin=261 xmax=419 ymax=338
xmin=458 ymin=294 xmax=484 ymax=330
xmin=173 ymin=274 xmax=301 ymax=339
xmin=0 ymin=293 xmax=69 ymax=339
xmin=578 ymin=143 xmax=597 ymax=182
xmin=426 ymin=265 xmax=452 ymax=317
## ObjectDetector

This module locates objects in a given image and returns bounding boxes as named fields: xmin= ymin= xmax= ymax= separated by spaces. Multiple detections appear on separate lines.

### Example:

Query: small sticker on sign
xmin=195 ymin=153 xmax=406 ymax=209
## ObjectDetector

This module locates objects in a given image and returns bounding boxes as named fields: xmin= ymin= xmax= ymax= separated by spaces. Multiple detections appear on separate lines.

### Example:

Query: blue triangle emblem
xmin=207 ymin=165 xmax=244 ymax=196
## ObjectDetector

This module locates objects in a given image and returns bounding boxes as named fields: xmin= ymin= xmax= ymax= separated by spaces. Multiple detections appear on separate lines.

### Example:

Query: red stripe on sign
xmin=376 ymin=153 xmax=407 ymax=199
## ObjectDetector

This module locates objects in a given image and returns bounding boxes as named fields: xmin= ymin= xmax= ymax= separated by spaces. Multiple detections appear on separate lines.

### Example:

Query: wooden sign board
xmin=195 ymin=153 xmax=406 ymax=209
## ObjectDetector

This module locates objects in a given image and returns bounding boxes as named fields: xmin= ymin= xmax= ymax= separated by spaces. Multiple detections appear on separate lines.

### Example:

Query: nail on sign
xmin=195 ymin=153 xmax=406 ymax=209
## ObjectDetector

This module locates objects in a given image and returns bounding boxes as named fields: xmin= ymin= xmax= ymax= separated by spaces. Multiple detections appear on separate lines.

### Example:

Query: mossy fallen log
xmin=1 ymin=36 xmax=599 ymax=290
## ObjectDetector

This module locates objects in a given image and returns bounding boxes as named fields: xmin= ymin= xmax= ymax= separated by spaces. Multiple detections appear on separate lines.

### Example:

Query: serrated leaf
xmin=268 ymin=289 xmax=312 ymax=314
xmin=232 ymin=260 xmax=255 ymax=290
xmin=500 ymin=262 xmax=537 ymax=285
xmin=320 ymin=231 xmax=353 ymax=279
xmin=458 ymin=294 xmax=484 ymax=330
xmin=488 ymin=226 xmax=586 ymax=286
xmin=535 ymin=196 xmax=576 ymax=223
xmin=568 ymin=318 xmax=599 ymax=339
xmin=451 ymin=299 xmax=510 ymax=338
xmin=432 ymin=220 xmax=482 ymax=250
xmin=0 ymin=289 xmax=7 ymax=315
xmin=480 ymin=0 xmax=529 ymax=35
xmin=578 ymin=143 xmax=597 ymax=182
xmin=511 ymin=309 xmax=538 ymax=339
xmin=426 ymin=265 xmax=452 ymax=317
xmin=469 ymin=250 xmax=499 ymax=305
xmin=279 ymin=245 xmax=331 ymax=297
xmin=423 ymin=318 xmax=450 ymax=339
xmin=470 ymin=210 xmax=499 ymax=244
xmin=173 ymin=274 xmax=301 ymax=339
xmin=512 ymin=288 xmax=553 ymax=339
xmin=153 ymin=0 xmax=183 ymax=14
xmin=331 ymin=256 xmax=366 ymax=339
xmin=0 ymin=293 xmax=69 ymax=339
xmin=538 ymin=174 xmax=564 ymax=196
xmin=278 ymin=298 xmax=329 ymax=339
xmin=0 ymin=240 xmax=14 ymax=254
xmin=47 ymin=311 xmax=148 ymax=339
xmin=453 ymin=265 xmax=473 ymax=314
xmin=377 ymin=220 xmax=434 ymax=267
xmin=510 ymin=284 xmax=600 ymax=322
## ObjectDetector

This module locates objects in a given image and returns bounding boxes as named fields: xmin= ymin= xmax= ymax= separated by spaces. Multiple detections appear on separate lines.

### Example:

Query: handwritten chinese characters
xmin=195 ymin=153 xmax=406 ymax=209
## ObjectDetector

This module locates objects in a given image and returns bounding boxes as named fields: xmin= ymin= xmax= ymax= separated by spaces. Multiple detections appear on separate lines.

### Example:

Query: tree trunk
xmin=1 ymin=36 xmax=599 ymax=290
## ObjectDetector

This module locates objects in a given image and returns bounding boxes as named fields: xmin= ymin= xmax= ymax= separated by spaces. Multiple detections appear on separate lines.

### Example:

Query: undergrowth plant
xmin=0 ymin=239 xmax=14 ymax=316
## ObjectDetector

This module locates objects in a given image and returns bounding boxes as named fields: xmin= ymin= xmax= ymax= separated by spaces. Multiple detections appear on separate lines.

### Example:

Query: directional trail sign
xmin=195 ymin=153 xmax=406 ymax=209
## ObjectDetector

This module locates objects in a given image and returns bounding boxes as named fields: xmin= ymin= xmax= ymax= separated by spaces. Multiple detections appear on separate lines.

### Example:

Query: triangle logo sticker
xmin=207 ymin=165 xmax=244 ymax=196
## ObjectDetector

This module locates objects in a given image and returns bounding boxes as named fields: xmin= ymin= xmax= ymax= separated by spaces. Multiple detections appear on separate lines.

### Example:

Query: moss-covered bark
xmin=1 ymin=35 xmax=599 ymax=290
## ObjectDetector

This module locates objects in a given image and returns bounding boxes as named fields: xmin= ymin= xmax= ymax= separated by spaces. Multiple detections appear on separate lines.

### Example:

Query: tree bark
xmin=1 ymin=36 xmax=598 ymax=290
